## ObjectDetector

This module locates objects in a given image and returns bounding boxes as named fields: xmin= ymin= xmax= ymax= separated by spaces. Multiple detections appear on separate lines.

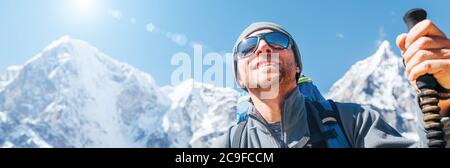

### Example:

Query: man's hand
xmin=396 ymin=19 xmax=450 ymax=117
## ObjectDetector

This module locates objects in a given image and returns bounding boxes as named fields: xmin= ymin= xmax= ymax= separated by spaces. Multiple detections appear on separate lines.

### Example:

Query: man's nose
xmin=255 ymin=39 xmax=273 ymax=57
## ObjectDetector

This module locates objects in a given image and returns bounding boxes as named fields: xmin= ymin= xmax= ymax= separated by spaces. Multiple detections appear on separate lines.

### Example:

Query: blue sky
xmin=1 ymin=0 xmax=449 ymax=93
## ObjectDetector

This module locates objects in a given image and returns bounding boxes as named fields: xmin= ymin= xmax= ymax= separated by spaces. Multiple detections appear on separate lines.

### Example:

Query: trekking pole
xmin=403 ymin=8 xmax=446 ymax=148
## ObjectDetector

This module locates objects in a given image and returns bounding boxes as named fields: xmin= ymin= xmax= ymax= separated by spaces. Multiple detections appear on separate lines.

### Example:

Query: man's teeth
xmin=260 ymin=62 xmax=276 ymax=67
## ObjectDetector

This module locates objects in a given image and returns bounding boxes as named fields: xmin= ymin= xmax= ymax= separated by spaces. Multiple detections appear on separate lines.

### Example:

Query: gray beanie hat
xmin=232 ymin=22 xmax=302 ymax=89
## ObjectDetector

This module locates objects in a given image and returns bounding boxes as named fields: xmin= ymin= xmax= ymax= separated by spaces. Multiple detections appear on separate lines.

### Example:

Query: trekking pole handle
xmin=403 ymin=8 xmax=437 ymax=90
xmin=403 ymin=8 xmax=427 ymax=31
xmin=403 ymin=8 xmax=446 ymax=148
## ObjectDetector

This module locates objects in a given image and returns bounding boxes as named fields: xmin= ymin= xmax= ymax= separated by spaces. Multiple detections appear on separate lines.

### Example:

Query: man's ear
xmin=296 ymin=66 xmax=300 ymax=73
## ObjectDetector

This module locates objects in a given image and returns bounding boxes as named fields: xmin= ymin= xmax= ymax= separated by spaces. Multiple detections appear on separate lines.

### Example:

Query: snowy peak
xmin=326 ymin=40 xmax=410 ymax=109
xmin=43 ymin=35 xmax=72 ymax=51
xmin=22 ymin=35 xmax=129 ymax=82
xmin=38 ymin=35 xmax=102 ymax=60
xmin=358 ymin=40 xmax=400 ymax=72
xmin=373 ymin=40 xmax=398 ymax=61
xmin=326 ymin=40 xmax=423 ymax=142
xmin=26 ymin=35 xmax=85 ymax=65
xmin=377 ymin=40 xmax=392 ymax=55
xmin=16 ymin=35 xmax=162 ymax=93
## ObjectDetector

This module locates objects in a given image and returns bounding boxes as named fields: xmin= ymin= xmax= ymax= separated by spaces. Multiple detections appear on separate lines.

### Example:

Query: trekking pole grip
xmin=403 ymin=8 xmax=446 ymax=148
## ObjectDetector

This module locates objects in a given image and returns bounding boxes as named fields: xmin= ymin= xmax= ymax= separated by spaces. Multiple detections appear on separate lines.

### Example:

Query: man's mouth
xmin=256 ymin=61 xmax=278 ymax=69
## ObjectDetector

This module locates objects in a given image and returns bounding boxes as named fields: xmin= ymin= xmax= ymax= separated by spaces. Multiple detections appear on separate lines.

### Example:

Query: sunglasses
xmin=235 ymin=31 xmax=291 ymax=59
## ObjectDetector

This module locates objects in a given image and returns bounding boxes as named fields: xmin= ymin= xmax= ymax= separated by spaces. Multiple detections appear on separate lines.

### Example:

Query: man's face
xmin=237 ymin=29 xmax=299 ymax=91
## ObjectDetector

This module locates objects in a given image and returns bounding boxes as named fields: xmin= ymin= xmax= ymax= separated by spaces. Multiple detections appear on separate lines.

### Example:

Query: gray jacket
xmin=214 ymin=89 xmax=420 ymax=148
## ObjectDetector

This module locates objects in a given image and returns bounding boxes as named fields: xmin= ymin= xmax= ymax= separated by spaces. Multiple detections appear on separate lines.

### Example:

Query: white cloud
xmin=166 ymin=32 xmax=188 ymax=46
xmin=107 ymin=8 xmax=123 ymax=20
xmin=336 ymin=33 xmax=345 ymax=39
xmin=375 ymin=26 xmax=386 ymax=46
xmin=145 ymin=23 xmax=156 ymax=32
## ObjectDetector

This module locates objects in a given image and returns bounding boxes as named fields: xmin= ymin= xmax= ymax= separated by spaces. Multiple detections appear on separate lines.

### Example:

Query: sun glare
xmin=66 ymin=0 xmax=102 ymax=22
xmin=73 ymin=0 xmax=96 ymax=14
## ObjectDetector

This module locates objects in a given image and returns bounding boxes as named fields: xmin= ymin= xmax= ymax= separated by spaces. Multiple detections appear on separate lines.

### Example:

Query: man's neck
xmin=248 ymin=82 xmax=297 ymax=124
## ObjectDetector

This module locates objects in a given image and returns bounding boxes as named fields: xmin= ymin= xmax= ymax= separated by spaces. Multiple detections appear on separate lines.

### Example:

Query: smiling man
xmin=214 ymin=21 xmax=450 ymax=148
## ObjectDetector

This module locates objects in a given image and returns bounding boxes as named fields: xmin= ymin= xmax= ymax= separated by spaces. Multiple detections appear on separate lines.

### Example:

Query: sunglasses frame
xmin=235 ymin=31 xmax=291 ymax=59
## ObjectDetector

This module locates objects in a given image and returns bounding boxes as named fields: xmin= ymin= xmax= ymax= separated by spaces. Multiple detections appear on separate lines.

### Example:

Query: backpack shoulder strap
xmin=305 ymin=101 xmax=328 ymax=148
xmin=306 ymin=99 xmax=352 ymax=148
xmin=227 ymin=119 xmax=248 ymax=148
xmin=327 ymin=100 xmax=352 ymax=146
xmin=228 ymin=96 xmax=251 ymax=148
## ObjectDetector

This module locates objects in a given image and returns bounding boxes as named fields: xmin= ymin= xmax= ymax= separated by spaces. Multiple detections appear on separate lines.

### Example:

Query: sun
xmin=73 ymin=0 xmax=96 ymax=13
xmin=66 ymin=0 xmax=102 ymax=21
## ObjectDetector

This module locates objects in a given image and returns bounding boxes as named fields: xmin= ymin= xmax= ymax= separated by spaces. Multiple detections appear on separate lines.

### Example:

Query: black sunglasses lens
xmin=265 ymin=32 xmax=289 ymax=49
xmin=237 ymin=37 xmax=258 ymax=57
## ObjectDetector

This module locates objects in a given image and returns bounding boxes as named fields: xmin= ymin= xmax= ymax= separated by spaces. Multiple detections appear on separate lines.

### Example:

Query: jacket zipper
xmin=280 ymin=101 xmax=287 ymax=147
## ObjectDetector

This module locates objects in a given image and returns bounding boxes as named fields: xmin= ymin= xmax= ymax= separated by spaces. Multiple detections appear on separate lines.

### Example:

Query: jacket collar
xmin=249 ymin=88 xmax=310 ymax=147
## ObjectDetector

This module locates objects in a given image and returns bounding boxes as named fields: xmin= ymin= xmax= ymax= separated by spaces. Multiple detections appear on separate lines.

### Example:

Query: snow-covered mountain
xmin=0 ymin=36 xmax=172 ymax=147
xmin=326 ymin=40 xmax=425 ymax=143
xmin=0 ymin=65 xmax=22 ymax=91
xmin=0 ymin=36 xmax=238 ymax=148
xmin=161 ymin=79 xmax=238 ymax=148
